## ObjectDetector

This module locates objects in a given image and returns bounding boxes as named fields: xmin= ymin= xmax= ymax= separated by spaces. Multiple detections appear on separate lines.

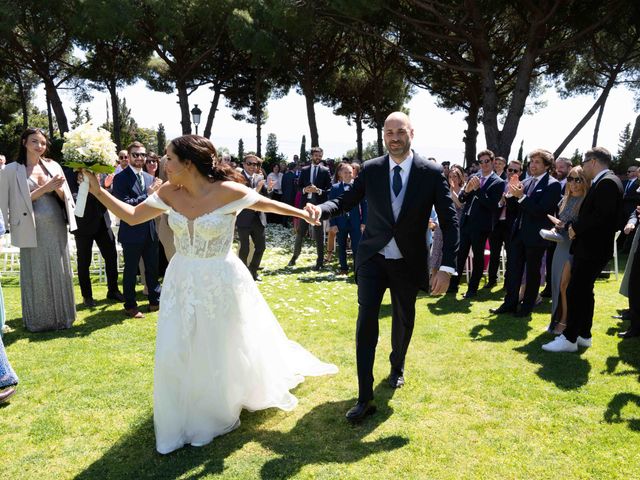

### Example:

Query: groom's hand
xmin=430 ymin=271 xmax=451 ymax=295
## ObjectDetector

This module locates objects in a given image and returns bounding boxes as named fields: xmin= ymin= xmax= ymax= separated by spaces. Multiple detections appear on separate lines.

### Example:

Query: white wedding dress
xmin=144 ymin=190 xmax=338 ymax=454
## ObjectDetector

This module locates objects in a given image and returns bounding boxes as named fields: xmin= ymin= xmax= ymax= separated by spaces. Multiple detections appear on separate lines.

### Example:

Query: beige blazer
xmin=0 ymin=160 xmax=77 ymax=248
xmin=155 ymin=155 xmax=175 ymax=259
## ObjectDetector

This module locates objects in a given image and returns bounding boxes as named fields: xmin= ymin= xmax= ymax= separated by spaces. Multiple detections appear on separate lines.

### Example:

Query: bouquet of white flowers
xmin=62 ymin=122 xmax=117 ymax=217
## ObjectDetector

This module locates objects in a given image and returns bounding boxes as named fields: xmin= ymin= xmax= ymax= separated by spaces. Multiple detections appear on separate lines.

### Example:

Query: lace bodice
xmin=145 ymin=190 xmax=261 ymax=258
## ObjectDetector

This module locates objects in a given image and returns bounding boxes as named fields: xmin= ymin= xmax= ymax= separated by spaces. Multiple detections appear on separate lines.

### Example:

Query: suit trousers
xmin=453 ymin=228 xmax=489 ymax=293
xmin=563 ymin=255 xmax=610 ymax=342
xmin=488 ymin=220 xmax=509 ymax=284
xmin=503 ymin=234 xmax=546 ymax=312
xmin=121 ymin=234 xmax=160 ymax=309
xmin=355 ymin=254 xmax=419 ymax=402
xmin=628 ymin=245 xmax=640 ymax=328
xmin=237 ymin=221 xmax=266 ymax=277
xmin=292 ymin=221 xmax=324 ymax=266
xmin=74 ymin=221 xmax=119 ymax=299
xmin=336 ymin=223 xmax=361 ymax=270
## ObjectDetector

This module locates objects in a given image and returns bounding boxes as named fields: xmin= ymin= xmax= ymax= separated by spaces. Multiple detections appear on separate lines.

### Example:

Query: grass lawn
xmin=1 ymin=227 xmax=638 ymax=479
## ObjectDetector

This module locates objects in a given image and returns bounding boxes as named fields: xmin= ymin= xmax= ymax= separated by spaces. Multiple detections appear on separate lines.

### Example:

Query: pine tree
xmin=156 ymin=124 xmax=166 ymax=153
xmin=299 ymin=135 xmax=307 ymax=163
xmin=238 ymin=138 xmax=244 ymax=160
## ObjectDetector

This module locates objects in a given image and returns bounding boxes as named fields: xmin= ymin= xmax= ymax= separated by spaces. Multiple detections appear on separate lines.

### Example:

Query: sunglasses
xmin=245 ymin=162 xmax=259 ymax=167
xmin=131 ymin=152 xmax=148 ymax=159
xmin=119 ymin=155 xmax=129 ymax=159
xmin=566 ymin=176 xmax=583 ymax=183
xmin=478 ymin=157 xmax=492 ymax=164
xmin=145 ymin=159 xmax=157 ymax=164
xmin=507 ymin=168 xmax=521 ymax=174
xmin=628 ymin=170 xmax=636 ymax=174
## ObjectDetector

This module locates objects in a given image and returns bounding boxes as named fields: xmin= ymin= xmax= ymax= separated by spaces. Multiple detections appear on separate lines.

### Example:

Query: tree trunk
xmin=376 ymin=125 xmax=383 ymax=156
xmin=17 ymin=75 xmax=28 ymax=130
xmin=176 ymin=81 xmax=191 ymax=135
xmin=302 ymin=82 xmax=319 ymax=147
xmin=355 ymin=113 xmax=364 ymax=161
xmin=107 ymin=83 xmax=121 ymax=150
xmin=43 ymin=78 xmax=68 ymax=135
xmin=256 ymin=101 xmax=262 ymax=157
xmin=46 ymin=91 xmax=54 ymax=139
xmin=553 ymin=76 xmax=617 ymax=159
xmin=592 ymin=95 xmax=608 ymax=147
xmin=463 ymin=103 xmax=479 ymax=168
xmin=203 ymin=85 xmax=222 ymax=139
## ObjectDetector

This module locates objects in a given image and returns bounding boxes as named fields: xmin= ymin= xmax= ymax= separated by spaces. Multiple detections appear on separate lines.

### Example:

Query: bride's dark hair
xmin=169 ymin=135 xmax=244 ymax=183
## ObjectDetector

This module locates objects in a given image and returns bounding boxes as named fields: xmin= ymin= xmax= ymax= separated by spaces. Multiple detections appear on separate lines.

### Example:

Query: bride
xmin=85 ymin=135 xmax=337 ymax=454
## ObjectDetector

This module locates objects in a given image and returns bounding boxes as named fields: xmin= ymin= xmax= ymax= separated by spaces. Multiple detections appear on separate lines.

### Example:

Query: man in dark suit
xmin=288 ymin=147 xmax=332 ymax=270
xmin=617 ymin=206 xmax=640 ymax=338
xmin=491 ymin=149 xmax=562 ymax=317
xmin=543 ymin=147 xmax=624 ymax=352
xmin=487 ymin=160 xmax=522 ymax=289
xmin=64 ymin=168 xmax=123 ymax=307
xmin=236 ymin=154 xmax=268 ymax=281
xmin=448 ymin=149 xmax=504 ymax=298
xmin=112 ymin=141 xmax=161 ymax=318
xmin=307 ymin=112 xmax=459 ymax=422
xmin=280 ymin=162 xmax=297 ymax=228
xmin=328 ymin=163 xmax=367 ymax=274
xmin=618 ymin=165 xmax=640 ymax=253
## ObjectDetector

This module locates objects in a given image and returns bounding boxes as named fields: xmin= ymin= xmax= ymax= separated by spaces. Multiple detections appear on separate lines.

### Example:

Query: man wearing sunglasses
xmin=542 ymin=147 xmax=623 ymax=352
xmin=115 ymin=150 xmax=130 ymax=175
xmin=448 ymin=149 xmax=504 ymax=298
xmin=112 ymin=141 xmax=161 ymax=318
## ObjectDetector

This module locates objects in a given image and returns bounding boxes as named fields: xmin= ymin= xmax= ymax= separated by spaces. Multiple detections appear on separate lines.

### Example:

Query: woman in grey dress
xmin=0 ymin=128 xmax=76 ymax=332
xmin=546 ymin=166 xmax=588 ymax=335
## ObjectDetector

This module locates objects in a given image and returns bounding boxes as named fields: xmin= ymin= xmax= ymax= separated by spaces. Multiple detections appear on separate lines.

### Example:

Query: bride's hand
xmin=80 ymin=170 xmax=101 ymax=195
xmin=302 ymin=203 xmax=321 ymax=225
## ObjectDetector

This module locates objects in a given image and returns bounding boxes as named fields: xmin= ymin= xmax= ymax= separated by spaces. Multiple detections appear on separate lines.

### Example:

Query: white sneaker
xmin=542 ymin=335 xmax=578 ymax=352
xmin=576 ymin=336 xmax=592 ymax=348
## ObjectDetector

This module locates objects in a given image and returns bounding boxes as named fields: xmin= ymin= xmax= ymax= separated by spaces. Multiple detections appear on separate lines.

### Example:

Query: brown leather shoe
xmin=148 ymin=304 xmax=160 ymax=313
xmin=125 ymin=308 xmax=144 ymax=318
xmin=0 ymin=386 xmax=17 ymax=403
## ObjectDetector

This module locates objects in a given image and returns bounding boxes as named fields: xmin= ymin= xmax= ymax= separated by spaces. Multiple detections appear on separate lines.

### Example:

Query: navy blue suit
xmin=450 ymin=172 xmax=504 ymax=294
xmin=501 ymin=172 xmax=562 ymax=313
xmin=329 ymin=182 xmax=367 ymax=271
xmin=112 ymin=167 xmax=160 ymax=310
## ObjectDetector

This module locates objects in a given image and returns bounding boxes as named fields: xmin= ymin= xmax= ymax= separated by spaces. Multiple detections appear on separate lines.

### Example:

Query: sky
xmin=34 ymin=79 xmax=637 ymax=164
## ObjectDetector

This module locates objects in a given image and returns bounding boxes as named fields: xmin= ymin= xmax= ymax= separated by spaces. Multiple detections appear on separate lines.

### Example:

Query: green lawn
xmin=1 ymin=230 xmax=638 ymax=480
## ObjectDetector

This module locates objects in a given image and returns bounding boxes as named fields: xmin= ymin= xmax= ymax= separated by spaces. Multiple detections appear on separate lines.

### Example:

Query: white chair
xmin=0 ymin=234 xmax=20 ymax=275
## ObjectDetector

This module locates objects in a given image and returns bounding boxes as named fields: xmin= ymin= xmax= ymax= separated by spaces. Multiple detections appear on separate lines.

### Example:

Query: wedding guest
xmin=491 ymin=149 xmax=561 ymax=317
xmin=0 ymin=154 xmax=6 ymax=170
xmin=64 ymin=169 xmax=124 ymax=308
xmin=309 ymin=112 xmax=459 ymax=422
xmin=156 ymin=155 xmax=175 ymax=272
xmin=112 ymin=141 xmax=162 ymax=318
xmin=280 ymin=162 xmax=297 ymax=228
xmin=144 ymin=152 xmax=160 ymax=177
xmin=617 ymin=206 xmax=640 ymax=338
xmin=237 ymin=154 xmax=268 ymax=281
xmin=545 ymin=166 xmax=587 ymax=335
xmin=114 ymin=150 xmax=129 ymax=174
xmin=618 ymin=165 xmax=640 ymax=253
xmin=448 ymin=149 xmax=504 ymax=298
xmin=543 ymin=147 xmax=624 ymax=352
xmin=266 ymin=163 xmax=283 ymax=224
xmin=494 ymin=156 xmax=507 ymax=179
xmin=325 ymin=166 xmax=341 ymax=264
xmin=0 ymin=128 xmax=77 ymax=332
xmin=288 ymin=147 xmax=332 ymax=270
xmin=0 ymin=209 xmax=18 ymax=403
xmin=351 ymin=162 xmax=361 ymax=178
xmin=0 ymin=211 xmax=6 ymax=333
xmin=328 ymin=162 xmax=366 ymax=274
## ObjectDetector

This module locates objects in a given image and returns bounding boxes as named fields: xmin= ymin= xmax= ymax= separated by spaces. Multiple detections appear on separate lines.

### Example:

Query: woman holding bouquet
xmin=0 ymin=128 xmax=77 ymax=332
xmin=85 ymin=135 xmax=337 ymax=454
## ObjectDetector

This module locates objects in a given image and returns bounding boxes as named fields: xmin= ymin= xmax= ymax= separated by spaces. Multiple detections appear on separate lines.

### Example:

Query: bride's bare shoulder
xmin=156 ymin=182 xmax=182 ymax=204
xmin=216 ymin=181 xmax=253 ymax=202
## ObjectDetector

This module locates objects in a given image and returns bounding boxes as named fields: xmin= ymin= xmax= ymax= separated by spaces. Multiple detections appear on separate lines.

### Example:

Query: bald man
xmin=308 ymin=112 xmax=459 ymax=422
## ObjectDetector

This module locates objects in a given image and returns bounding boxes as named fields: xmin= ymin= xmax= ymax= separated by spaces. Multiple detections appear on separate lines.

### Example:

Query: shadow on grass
xmin=426 ymin=295 xmax=471 ymax=315
xmin=604 ymin=393 xmax=640 ymax=432
xmin=514 ymin=332 xmax=590 ymax=390
xmin=75 ymin=382 xmax=408 ymax=480
xmin=469 ymin=315 xmax=532 ymax=342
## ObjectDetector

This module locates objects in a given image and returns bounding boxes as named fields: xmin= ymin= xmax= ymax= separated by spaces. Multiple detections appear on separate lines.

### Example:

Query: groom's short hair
xmin=127 ymin=141 xmax=145 ymax=153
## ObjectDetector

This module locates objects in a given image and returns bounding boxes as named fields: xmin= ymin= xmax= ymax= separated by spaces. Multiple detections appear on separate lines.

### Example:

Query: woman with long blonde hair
xmin=546 ymin=165 xmax=588 ymax=334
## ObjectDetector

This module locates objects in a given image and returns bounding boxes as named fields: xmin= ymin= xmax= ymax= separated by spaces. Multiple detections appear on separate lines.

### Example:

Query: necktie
xmin=392 ymin=165 xmax=402 ymax=197
xmin=480 ymin=176 xmax=487 ymax=188
xmin=311 ymin=166 xmax=316 ymax=184
xmin=526 ymin=178 xmax=537 ymax=196
xmin=137 ymin=172 xmax=145 ymax=191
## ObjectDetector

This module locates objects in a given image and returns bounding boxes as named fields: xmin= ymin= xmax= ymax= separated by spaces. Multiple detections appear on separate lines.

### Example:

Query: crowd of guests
xmin=0 ymin=125 xmax=638 ymax=405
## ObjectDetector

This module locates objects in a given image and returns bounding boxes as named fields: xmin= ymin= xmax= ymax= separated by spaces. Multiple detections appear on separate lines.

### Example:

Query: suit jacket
xmin=63 ymin=167 xmax=112 ymax=237
xmin=0 ymin=159 xmax=77 ymax=248
xmin=298 ymin=163 xmax=332 ymax=205
xmin=622 ymin=178 xmax=640 ymax=218
xmin=111 ymin=166 xmax=157 ymax=244
xmin=281 ymin=170 xmax=297 ymax=204
xmin=319 ymin=152 xmax=459 ymax=287
xmin=236 ymin=170 xmax=268 ymax=228
xmin=570 ymin=171 xmax=623 ymax=261
xmin=328 ymin=182 xmax=367 ymax=230
xmin=508 ymin=172 xmax=562 ymax=248
xmin=458 ymin=172 xmax=504 ymax=234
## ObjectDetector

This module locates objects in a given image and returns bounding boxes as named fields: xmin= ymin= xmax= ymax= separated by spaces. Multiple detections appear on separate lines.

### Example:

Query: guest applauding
xmin=543 ymin=147 xmax=623 ymax=352
xmin=544 ymin=166 xmax=587 ymax=335
xmin=0 ymin=128 xmax=77 ymax=332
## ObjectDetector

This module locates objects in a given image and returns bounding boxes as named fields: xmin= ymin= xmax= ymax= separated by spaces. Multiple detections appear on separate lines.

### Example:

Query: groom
xmin=307 ymin=112 xmax=459 ymax=422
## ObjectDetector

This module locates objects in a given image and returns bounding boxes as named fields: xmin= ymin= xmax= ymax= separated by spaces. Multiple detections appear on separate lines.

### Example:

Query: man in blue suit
xmin=448 ymin=149 xmax=504 ymax=298
xmin=328 ymin=163 xmax=367 ymax=274
xmin=491 ymin=149 xmax=562 ymax=317
xmin=112 ymin=141 xmax=161 ymax=318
